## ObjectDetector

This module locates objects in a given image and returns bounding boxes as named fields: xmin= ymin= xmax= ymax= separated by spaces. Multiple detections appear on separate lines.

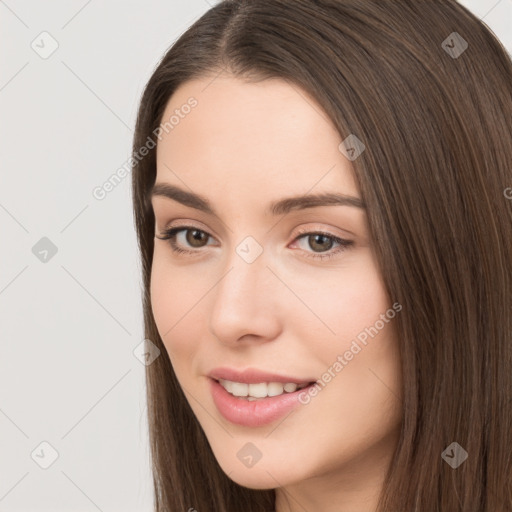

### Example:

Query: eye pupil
xmin=309 ymin=234 xmax=333 ymax=252
xmin=187 ymin=229 xmax=208 ymax=247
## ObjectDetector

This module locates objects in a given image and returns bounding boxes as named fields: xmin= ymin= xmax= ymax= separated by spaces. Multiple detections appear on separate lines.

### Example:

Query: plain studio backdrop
xmin=0 ymin=1 xmax=510 ymax=510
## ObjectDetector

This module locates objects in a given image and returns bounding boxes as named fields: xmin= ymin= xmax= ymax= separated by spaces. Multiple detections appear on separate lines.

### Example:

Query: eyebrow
xmin=150 ymin=182 xmax=366 ymax=216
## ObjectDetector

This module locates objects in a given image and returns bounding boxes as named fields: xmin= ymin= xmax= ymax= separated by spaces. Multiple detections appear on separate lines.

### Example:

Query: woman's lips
xmin=208 ymin=366 xmax=315 ymax=385
xmin=209 ymin=377 xmax=314 ymax=427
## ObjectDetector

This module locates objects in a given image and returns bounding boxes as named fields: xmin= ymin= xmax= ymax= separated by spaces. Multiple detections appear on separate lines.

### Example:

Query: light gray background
xmin=0 ymin=1 xmax=510 ymax=510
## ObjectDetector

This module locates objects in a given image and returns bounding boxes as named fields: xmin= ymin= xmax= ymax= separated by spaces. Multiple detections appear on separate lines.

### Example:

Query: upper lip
xmin=208 ymin=367 xmax=315 ymax=385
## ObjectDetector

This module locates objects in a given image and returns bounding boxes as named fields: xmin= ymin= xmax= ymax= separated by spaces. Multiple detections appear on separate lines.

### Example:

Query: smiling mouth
xmin=214 ymin=378 xmax=315 ymax=400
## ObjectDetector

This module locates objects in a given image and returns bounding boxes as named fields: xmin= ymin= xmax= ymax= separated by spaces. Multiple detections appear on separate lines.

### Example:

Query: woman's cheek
xmin=150 ymin=261 xmax=203 ymax=361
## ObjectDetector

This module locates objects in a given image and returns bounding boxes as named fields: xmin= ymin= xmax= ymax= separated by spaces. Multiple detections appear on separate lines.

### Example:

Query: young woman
xmin=130 ymin=1 xmax=512 ymax=510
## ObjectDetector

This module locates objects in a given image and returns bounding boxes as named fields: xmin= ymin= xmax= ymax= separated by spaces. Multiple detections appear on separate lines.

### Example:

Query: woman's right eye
xmin=156 ymin=226 xmax=215 ymax=254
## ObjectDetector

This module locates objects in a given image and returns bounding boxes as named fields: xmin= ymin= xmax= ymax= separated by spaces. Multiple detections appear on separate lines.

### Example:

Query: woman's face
xmin=150 ymin=74 xmax=403 ymax=502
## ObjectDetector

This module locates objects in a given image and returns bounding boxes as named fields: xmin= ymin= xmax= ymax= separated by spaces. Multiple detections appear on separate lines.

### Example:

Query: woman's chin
xmin=212 ymin=451 xmax=300 ymax=489
xmin=222 ymin=467 xmax=287 ymax=490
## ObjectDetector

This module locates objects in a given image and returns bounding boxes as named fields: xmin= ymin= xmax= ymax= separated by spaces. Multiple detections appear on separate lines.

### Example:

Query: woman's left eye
xmin=155 ymin=226 xmax=354 ymax=261
xmin=292 ymin=231 xmax=354 ymax=260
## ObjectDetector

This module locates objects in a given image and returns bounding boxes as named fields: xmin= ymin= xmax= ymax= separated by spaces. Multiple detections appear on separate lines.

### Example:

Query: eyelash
xmin=155 ymin=225 xmax=354 ymax=261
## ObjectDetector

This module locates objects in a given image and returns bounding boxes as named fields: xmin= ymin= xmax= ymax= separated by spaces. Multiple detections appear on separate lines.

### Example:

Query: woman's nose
xmin=208 ymin=239 xmax=282 ymax=346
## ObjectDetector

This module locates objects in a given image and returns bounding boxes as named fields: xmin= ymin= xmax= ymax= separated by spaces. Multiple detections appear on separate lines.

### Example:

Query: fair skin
xmin=150 ymin=74 xmax=403 ymax=512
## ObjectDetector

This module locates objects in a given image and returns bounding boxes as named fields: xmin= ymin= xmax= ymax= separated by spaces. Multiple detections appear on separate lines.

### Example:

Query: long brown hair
xmin=131 ymin=1 xmax=512 ymax=510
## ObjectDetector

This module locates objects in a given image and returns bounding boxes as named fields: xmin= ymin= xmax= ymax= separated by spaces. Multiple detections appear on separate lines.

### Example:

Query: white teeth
xmin=223 ymin=380 xmax=234 ymax=393
xmin=268 ymin=382 xmax=284 ymax=396
xmin=231 ymin=382 xmax=248 ymax=397
xmin=248 ymin=383 xmax=268 ymax=398
xmin=219 ymin=379 xmax=309 ymax=399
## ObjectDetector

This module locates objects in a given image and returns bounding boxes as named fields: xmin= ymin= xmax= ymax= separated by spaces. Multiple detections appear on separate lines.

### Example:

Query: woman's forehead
xmin=156 ymin=75 xmax=360 ymax=200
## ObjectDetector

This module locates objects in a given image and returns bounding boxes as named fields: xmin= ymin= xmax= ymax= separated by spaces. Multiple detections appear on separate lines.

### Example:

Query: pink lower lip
xmin=209 ymin=378 xmax=313 ymax=427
